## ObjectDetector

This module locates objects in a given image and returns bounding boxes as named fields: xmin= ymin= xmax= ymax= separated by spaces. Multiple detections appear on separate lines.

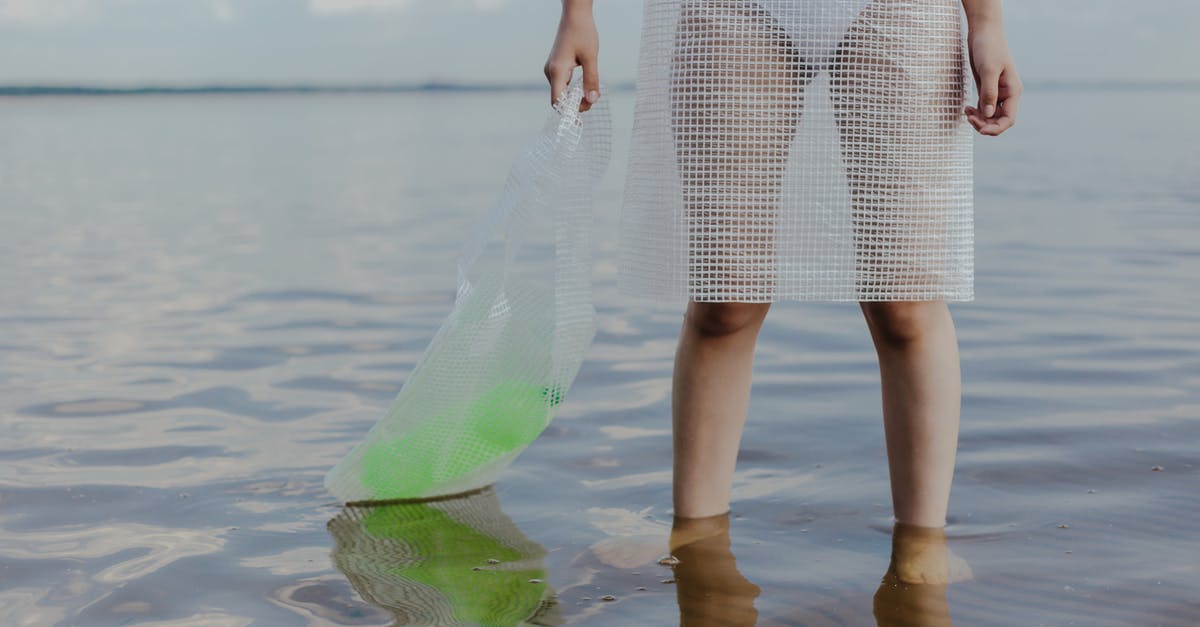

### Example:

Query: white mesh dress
xmin=618 ymin=0 xmax=974 ymax=302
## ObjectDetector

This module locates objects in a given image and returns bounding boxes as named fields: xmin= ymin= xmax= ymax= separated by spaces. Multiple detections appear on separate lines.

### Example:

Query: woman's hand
xmin=964 ymin=22 xmax=1022 ymax=136
xmin=544 ymin=3 xmax=600 ymax=112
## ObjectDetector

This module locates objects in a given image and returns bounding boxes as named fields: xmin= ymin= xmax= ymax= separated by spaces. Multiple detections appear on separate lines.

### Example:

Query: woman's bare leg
xmin=860 ymin=301 xmax=961 ymax=527
xmin=873 ymin=523 xmax=954 ymax=626
xmin=830 ymin=0 xmax=968 ymax=527
xmin=672 ymin=301 xmax=771 ymax=518
xmin=667 ymin=1 xmax=805 ymax=518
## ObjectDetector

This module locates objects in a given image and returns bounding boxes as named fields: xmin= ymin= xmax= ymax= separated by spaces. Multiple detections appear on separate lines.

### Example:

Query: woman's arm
xmin=962 ymin=0 xmax=1022 ymax=136
xmin=544 ymin=0 xmax=600 ymax=112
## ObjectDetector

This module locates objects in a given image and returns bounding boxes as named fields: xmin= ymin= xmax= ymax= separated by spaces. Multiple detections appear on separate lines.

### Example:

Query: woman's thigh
xmin=670 ymin=0 xmax=814 ymax=301
xmin=829 ymin=0 xmax=968 ymax=299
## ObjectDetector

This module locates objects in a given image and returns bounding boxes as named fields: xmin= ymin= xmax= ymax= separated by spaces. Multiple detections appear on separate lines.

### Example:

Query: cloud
xmin=0 ymin=0 xmax=238 ymax=23
xmin=0 ymin=0 xmax=97 ymax=22
xmin=210 ymin=0 xmax=235 ymax=21
xmin=308 ymin=0 xmax=415 ymax=14
xmin=307 ymin=0 xmax=508 ymax=15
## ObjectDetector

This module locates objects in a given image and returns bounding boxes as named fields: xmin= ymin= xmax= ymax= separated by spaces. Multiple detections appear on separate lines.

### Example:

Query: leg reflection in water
xmin=873 ymin=522 xmax=973 ymax=627
xmin=669 ymin=512 xmax=761 ymax=626
xmin=327 ymin=486 xmax=562 ymax=626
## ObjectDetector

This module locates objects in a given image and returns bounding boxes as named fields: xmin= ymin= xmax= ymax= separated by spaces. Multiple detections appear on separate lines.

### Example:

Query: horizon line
xmin=1 ymin=78 xmax=1198 ymax=97
xmin=0 ymin=80 xmax=633 ymax=96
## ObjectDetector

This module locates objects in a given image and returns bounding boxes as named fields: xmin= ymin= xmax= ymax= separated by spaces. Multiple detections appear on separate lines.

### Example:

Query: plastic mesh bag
xmin=325 ymin=75 xmax=611 ymax=503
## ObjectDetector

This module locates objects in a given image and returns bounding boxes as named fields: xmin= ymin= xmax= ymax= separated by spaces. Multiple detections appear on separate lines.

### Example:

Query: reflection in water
xmin=667 ymin=517 xmax=972 ymax=627
xmin=327 ymin=487 xmax=562 ymax=626
xmin=872 ymin=523 xmax=970 ymax=627
xmin=669 ymin=513 xmax=761 ymax=626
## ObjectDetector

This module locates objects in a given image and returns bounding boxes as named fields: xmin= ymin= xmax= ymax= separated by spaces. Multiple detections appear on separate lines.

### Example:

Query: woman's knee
xmin=685 ymin=301 xmax=771 ymax=337
xmin=860 ymin=301 xmax=944 ymax=347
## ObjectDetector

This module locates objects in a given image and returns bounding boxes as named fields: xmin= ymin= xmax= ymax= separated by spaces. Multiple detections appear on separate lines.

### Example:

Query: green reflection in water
xmin=328 ymin=487 xmax=562 ymax=626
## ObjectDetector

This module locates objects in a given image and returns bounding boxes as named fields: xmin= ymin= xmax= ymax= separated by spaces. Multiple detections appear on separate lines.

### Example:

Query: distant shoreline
xmin=0 ymin=81 xmax=634 ymax=96
xmin=0 ymin=79 xmax=1196 ymax=97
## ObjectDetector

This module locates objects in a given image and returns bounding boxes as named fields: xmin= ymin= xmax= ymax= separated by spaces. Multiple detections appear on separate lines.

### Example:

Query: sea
xmin=1 ymin=83 xmax=1198 ymax=625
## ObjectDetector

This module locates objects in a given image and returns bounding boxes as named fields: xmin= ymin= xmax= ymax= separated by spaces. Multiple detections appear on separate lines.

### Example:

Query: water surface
xmin=1 ymin=87 xmax=1198 ymax=625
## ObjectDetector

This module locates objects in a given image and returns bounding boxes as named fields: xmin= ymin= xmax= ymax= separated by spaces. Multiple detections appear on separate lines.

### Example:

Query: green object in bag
xmin=360 ymin=381 xmax=565 ymax=497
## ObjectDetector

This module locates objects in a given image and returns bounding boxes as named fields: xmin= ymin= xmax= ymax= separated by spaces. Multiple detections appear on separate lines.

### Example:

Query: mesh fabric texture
xmin=619 ymin=0 xmax=974 ymax=302
xmin=324 ymin=77 xmax=611 ymax=503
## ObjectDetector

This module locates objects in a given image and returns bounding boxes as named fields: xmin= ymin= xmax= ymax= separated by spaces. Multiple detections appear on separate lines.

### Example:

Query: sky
xmin=0 ymin=0 xmax=1197 ymax=86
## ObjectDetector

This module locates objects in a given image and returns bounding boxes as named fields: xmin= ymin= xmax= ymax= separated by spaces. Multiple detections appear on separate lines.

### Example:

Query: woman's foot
xmin=670 ymin=512 xmax=760 ymax=626
xmin=872 ymin=522 xmax=971 ymax=626
xmin=887 ymin=522 xmax=973 ymax=585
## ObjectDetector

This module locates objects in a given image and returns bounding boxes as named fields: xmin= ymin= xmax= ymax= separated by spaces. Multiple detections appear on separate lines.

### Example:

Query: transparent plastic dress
xmin=618 ymin=0 xmax=975 ymax=302
xmin=324 ymin=76 xmax=611 ymax=503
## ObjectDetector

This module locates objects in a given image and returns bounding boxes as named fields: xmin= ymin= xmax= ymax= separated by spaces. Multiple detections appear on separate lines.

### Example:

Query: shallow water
xmin=1 ymin=87 xmax=1198 ymax=626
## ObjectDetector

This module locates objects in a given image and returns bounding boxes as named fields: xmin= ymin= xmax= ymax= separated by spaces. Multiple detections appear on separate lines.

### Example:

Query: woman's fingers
xmin=965 ymin=67 xmax=1021 ymax=136
xmin=998 ymin=70 xmax=1022 ymax=122
xmin=543 ymin=55 xmax=601 ymax=113
xmin=968 ymin=109 xmax=1012 ymax=135
xmin=579 ymin=55 xmax=600 ymax=112
xmin=976 ymin=67 xmax=1001 ymax=118
xmin=965 ymin=101 xmax=1014 ymax=136
xmin=544 ymin=58 xmax=572 ymax=109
